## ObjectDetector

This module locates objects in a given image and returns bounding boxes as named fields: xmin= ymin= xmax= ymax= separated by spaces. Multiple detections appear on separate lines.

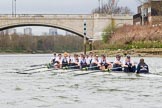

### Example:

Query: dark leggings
xmin=112 ymin=64 xmax=122 ymax=71
xmin=124 ymin=66 xmax=136 ymax=72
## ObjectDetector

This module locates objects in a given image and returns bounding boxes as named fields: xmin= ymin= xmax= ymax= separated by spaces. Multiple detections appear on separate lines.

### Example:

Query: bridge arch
xmin=0 ymin=23 xmax=90 ymax=40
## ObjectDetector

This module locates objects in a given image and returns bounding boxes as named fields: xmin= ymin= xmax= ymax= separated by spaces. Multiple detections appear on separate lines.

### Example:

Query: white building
xmin=8 ymin=29 xmax=17 ymax=35
xmin=65 ymin=31 xmax=76 ymax=36
xmin=0 ymin=31 xmax=4 ymax=35
xmin=42 ymin=32 xmax=48 ymax=36
xmin=24 ymin=27 xmax=32 ymax=35
xmin=0 ymin=29 xmax=16 ymax=35
xmin=49 ymin=28 xmax=58 ymax=36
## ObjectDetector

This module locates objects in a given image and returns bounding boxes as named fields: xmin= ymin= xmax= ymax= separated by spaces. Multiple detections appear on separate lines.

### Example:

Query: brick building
xmin=133 ymin=0 xmax=162 ymax=25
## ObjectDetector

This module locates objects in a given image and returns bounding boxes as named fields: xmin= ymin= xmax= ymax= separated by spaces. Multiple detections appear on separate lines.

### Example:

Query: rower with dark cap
xmin=68 ymin=54 xmax=72 ymax=64
xmin=137 ymin=58 xmax=149 ymax=74
xmin=91 ymin=55 xmax=100 ymax=70
xmin=99 ymin=55 xmax=112 ymax=71
xmin=79 ymin=54 xmax=88 ymax=69
xmin=112 ymin=55 xmax=123 ymax=71
xmin=51 ymin=53 xmax=57 ymax=65
xmin=69 ymin=54 xmax=80 ymax=69
xmin=88 ymin=52 xmax=94 ymax=66
xmin=85 ymin=54 xmax=90 ymax=67
xmin=123 ymin=55 xmax=136 ymax=72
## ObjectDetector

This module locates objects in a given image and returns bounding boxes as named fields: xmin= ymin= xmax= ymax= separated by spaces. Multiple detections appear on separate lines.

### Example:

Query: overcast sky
xmin=0 ymin=0 xmax=139 ymax=14
xmin=0 ymin=0 xmax=139 ymax=35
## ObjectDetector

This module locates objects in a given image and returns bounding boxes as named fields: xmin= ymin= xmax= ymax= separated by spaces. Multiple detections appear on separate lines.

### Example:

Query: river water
xmin=0 ymin=54 xmax=162 ymax=108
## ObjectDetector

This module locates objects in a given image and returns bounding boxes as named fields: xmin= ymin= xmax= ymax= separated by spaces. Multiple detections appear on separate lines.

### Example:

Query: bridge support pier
xmin=89 ymin=41 xmax=93 ymax=51
xmin=84 ymin=43 xmax=86 ymax=55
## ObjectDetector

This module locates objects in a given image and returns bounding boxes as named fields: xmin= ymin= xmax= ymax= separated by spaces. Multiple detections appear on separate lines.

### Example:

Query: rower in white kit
xmin=54 ymin=53 xmax=63 ymax=69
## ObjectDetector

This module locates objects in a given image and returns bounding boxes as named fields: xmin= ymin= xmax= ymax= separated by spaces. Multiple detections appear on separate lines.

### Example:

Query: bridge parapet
xmin=0 ymin=14 xmax=94 ymax=19
xmin=93 ymin=14 xmax=133 ymax=20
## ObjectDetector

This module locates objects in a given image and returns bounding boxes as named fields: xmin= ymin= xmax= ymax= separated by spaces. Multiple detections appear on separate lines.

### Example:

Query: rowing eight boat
xmin=14 ymin=64 xmax=162 ymax=78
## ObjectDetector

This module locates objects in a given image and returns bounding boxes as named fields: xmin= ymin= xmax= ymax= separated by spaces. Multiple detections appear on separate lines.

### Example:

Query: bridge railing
xmin=0 ymin=14 xmax=93 ymax=19
xmin=0 ymin=14 xmax=133 ymax=18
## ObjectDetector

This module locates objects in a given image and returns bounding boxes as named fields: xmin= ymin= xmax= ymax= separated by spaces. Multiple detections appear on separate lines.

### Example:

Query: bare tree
xmin=92 ymin=0 xmax=132 ymax=14
xmin=103 ymin=0 xmax=119 ymax=14
xmin=136 ymin=0 xmax=150 ymax=4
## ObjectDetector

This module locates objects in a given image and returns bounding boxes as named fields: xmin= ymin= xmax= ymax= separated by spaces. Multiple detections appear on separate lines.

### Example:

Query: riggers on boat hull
xmin=15 ymin=64 xmax=161 ymax=78
xmin=49 ymin=68 xmax=162 ymax=78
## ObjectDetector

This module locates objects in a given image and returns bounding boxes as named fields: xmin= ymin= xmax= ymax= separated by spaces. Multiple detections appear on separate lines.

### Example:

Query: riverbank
xmin=0 ymin=49 xmax=54 ymax=54
xmin=90 ymin=48 xmax=162 ymax=57
xmin=1 ymin=48 xmax=162 ymax=57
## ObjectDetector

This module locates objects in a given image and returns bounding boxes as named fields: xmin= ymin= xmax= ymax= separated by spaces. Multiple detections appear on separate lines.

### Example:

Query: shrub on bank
xmin=109 ymin=25 xmax=162 ymax=45
xmin=93 ymin=25 xmax=162 ymax=50
xmin=93 ymin=40 xmax=162 ymax=50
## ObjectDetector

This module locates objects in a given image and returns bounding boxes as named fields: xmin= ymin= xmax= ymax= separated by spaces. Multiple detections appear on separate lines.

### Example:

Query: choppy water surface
xmin=0 ymin=54 xmax=162 ymax=108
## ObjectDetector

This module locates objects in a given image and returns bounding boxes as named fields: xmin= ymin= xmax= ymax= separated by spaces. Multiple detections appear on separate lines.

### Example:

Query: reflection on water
xmin=0 ymin=54 xmax=162 ymax=108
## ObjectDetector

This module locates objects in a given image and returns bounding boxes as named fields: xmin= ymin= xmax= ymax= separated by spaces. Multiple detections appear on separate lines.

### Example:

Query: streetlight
xmin=101 ymin=0 xmax=103 ymax=13
xmin=15 ymin=0 xmax=16 ymax=17
xmin=98 ymin=0 xmax=101 ymax=14
xmin=89 ymin=38 xmax=95 ymax=51
xmin=12 ymin=0 xmax=14 ymax=16
xmin=141 ymin=4 xmax=145 ymax=25
xmin=138 ymin=0 xmax=145 ymax=25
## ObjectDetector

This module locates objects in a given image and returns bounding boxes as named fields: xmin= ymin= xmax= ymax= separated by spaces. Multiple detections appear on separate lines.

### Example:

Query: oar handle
xmin=23 ymin=66 xmax=47 ymax=72
xmin=82 ymin=66 xmax=99 ymax=70
xmin=62 ymin=65 xmax=79 ymax=69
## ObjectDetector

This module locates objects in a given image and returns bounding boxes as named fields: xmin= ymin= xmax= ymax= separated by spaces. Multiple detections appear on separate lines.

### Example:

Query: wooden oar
xmin=15 ymin=68 xmax=50 ymax=75
xmin=74 ymin=67 xmax=123 ymax=76
xmin=74 ymin=70 xmax=109 ymax=76
xmin=22 ymin=66 xmax=47 ymax=72
xmin=16 ymin=66 xmax=78 ymax=75
xmin=12 ymin=66 xmax=48 ymax=74
xmin=17 ymin=65 xmax=96 ymax=75
xmin=29 ymin=63 xmax=47 ymax=67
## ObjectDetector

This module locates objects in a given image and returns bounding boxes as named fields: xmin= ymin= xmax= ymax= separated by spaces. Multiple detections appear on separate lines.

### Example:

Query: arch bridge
xmin=0 ymin=14 xmax=133 ymax=40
